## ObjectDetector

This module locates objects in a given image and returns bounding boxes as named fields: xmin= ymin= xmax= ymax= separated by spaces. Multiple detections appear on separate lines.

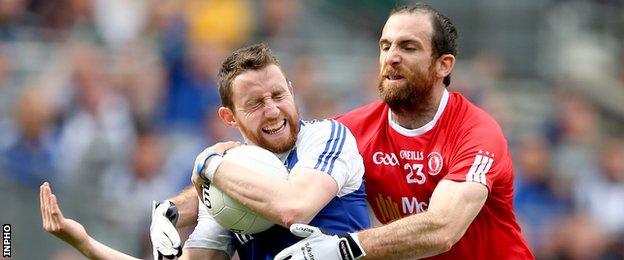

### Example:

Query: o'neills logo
xmin=427 ymin=152 xmax=443 ymax=175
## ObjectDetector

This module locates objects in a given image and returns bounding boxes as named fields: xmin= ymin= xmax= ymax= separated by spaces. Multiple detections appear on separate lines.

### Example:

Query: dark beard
xmin=377 ymin=62 xmax=436 ymax=116
xmin=238 ymin=114 xmax=300 ymax=154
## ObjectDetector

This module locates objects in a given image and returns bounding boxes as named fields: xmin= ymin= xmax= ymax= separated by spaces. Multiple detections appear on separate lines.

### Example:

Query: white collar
xmin=276 ymin=149 xmax=292 ymax=163
xmin=388 ymin=89 xmax=449 ymax=137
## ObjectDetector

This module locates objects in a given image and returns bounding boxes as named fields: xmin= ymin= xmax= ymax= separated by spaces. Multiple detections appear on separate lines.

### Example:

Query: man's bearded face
xmin=378 ymin=59 xmax=437 ymax=113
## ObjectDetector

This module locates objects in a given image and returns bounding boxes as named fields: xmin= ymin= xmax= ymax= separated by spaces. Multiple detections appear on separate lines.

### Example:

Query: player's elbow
xmin=439 ymin=221 xmax=469 ymax=253
xmin=433 ymin=234 xmax=456 ymax=254
xmin=276 ymin=203 xmax=313 ymax=227
xmin=277 ymin=214 xmax=297 ymax=227
xmin=428 ymin=215 xmax=461 ymax=254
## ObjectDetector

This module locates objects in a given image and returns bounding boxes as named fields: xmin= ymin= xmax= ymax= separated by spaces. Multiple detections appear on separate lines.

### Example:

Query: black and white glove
xmin=274 ymin=224 xmax=366 ymax=260
xmin=150 ymin=200 xmax=182 ymax=259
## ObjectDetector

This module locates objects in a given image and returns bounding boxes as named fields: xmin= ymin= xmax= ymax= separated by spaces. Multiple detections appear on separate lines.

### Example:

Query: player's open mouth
xmin=261 ymin=119 xmax=287 ymax=135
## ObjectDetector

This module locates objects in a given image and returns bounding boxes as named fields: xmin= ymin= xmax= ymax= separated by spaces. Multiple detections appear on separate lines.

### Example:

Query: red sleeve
xmin=444 ymin=119 xmax=513 ymax=191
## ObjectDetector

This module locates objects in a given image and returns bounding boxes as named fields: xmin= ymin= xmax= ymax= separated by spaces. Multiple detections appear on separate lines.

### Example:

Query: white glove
xmin=150 ymin=200 xmax=182 ymax=259
xmin=274 ymin=224 xmax=366 ymax=260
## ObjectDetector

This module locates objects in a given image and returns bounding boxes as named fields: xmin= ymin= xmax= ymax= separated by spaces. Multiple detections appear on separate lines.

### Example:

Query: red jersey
xmin=336 ymin=90 xmax=533 ymax=259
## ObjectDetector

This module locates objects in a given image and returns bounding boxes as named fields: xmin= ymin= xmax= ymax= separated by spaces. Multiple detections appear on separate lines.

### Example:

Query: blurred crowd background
xmin=0 ymin=0 xmax=622 ymax=259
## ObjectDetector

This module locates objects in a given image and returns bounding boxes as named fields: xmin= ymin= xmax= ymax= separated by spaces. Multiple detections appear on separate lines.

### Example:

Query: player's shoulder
xmin=296 ymin=119 xmax=359 ymax=157
xmin=443 ymin=93 xmax=511 ymax=157
xmin=299 ymin=119 xmax=350 ymax=138
xmin=334 ymin=101 xmax=386 ymax=126
xmin=334 ymin=101 xmax=387 ymax=137
xmin=447 ymin=92 xmax=504 ymax=137
xmin=300 ymin=118 xmax=342 ymax=130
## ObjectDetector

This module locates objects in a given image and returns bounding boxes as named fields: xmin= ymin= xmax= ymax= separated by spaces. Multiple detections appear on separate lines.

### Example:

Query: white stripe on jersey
xmin=480 ymin=157 xmax=494 ymax=184
xmin=314 ymin=121 xmax=347 ymax=173
xmin=466 ymin=151 xmax=494 ymax=185
xmin=296 ymin=119 xmax=364 ymax=197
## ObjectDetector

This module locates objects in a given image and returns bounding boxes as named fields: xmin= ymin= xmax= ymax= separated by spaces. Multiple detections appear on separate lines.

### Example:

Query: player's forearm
xmin=55 ymin=232 xmax=94 ymax=259
xmin=359 ymin=181 xmax=488 ymax=259
xmin=168 ymin=187 xmax=199 ymax=228
xmin=62 ymin=234 xmax=138 ymax=260
xmin=85 ymin=236 xmax=141 ymax=260
xmin=213 ymin=161 xmax=311 ymax=226
xmin=358 ymin=211 xmax=455 ymax=259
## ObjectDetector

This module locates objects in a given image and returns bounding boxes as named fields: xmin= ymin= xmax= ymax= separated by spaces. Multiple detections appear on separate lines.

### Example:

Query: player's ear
xmin=436 ymin=54 xmax=455 ymax=79
xmin=218 ymin=106 xmax=238 ymax=127
xmin=287 ymin=80 xmax=294 ymax=96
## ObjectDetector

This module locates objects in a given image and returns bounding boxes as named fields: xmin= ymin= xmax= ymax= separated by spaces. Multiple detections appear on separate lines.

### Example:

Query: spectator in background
xmin=288 ymin=55 xmax=321 ymax=118
xmin=57 ymin=46 xmax=135 ymax=185
xmin=55 ymin=46 xmax=136 ymax=239
xmin=109 ymin=44 xmax=166 ymax=124
xmin=452 ymin=50 xmax=506 ymax=105
xmin=548 ymin=90 xmax=601 ymax=194
xmin=253 ymin=0 xmax=305 ymax=53
xmin=0 ymin=85 xmax=58 ymax=188
xmin=289 ymin=56 xmax=343 ymax=119
xmin=92 ymin=0 xmax=148 ymax=48
xmin=513 ymin=134 xmax=570 ymax=257
xmin=452 ymin=50 xmax=513 ymax=136
xmin=158 ymin=40 xmax=229 ymax=194
xmin=203 ymin=113 xmax=240 ymax=145
xmin=153 ymin=0 xmax=250 ymax=190
xmin=256 ymin=0 xmax=301 ymax=39
xmin=550 ymin=213 xmax=611 ymax=260
xmin=26 ymin=0 xmax=93 ymax=41
xmin=97 ymin=127 xmax=179 ymax=257
xmin=159 ymin=0 xmax=252 ymax=134
xmin=161 ymin=41 xmax=223 ymax=133
xmin=574 ymin=138 xmax=624 ymax=236
xmin=0 ymin=84 xmax=62 ymax=260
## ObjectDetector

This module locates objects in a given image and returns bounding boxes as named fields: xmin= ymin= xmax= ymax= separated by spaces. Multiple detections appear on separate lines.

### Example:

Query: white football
xmin=201 ymin=145 xmax=288 ymax=234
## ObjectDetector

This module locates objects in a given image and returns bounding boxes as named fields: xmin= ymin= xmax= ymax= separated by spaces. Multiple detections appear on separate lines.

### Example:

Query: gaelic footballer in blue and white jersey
xmin=185 ymin=119 xmax=370 ymax=259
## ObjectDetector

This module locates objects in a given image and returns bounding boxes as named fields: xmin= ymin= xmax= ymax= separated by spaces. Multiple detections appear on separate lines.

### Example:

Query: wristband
xmin=338 ymin=233 xmax=366 ymax=259
xmin=204 ymin=155 xmax=224 ymax=182
xmin=196 ymin=151 xmax=221 ymax=182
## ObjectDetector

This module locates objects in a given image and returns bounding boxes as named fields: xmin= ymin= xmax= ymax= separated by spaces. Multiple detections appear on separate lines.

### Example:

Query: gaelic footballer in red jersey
xmin=276 ymin=3 xmax=533 ymax=260
xmin=337 ymin=91 xmax=532 ymax=259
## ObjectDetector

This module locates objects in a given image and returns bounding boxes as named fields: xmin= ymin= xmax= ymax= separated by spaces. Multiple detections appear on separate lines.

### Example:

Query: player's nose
xmin=263 ymin=100 xmax=280 ymax=118
xmin=385 ymin=47 xmax=401 ymax=66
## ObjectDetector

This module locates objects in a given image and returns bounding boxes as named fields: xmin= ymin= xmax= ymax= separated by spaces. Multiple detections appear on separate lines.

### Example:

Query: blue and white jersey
xmin=184 ymin=119 xmax=370 ymax=260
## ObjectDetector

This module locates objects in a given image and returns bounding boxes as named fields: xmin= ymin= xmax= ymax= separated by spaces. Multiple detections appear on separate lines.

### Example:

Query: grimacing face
xmin=223 ymin=64 xmax=300 ymax=154
xmin=377 ymin=12 xmax=438 ymax=113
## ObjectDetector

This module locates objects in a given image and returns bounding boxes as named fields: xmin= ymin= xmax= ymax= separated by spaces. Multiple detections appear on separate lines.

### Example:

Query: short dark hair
xmin=217 ymin=43 xmax=280 ymax=109
xmin=390 ymin=4 xmax=457 ymax=86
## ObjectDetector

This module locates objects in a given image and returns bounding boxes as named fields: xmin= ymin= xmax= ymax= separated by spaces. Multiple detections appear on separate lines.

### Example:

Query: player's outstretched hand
xmin=40 ymin=182 xmax=90 ymax=253
xmin=41 ymin=182 xmax=141 ymax=260
xmin=274 ymin=224 xmax=366 ymax=260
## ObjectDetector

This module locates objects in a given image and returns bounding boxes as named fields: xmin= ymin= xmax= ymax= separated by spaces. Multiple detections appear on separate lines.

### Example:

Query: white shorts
xmin=184 ymin=197 xmax=235 ymax=256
